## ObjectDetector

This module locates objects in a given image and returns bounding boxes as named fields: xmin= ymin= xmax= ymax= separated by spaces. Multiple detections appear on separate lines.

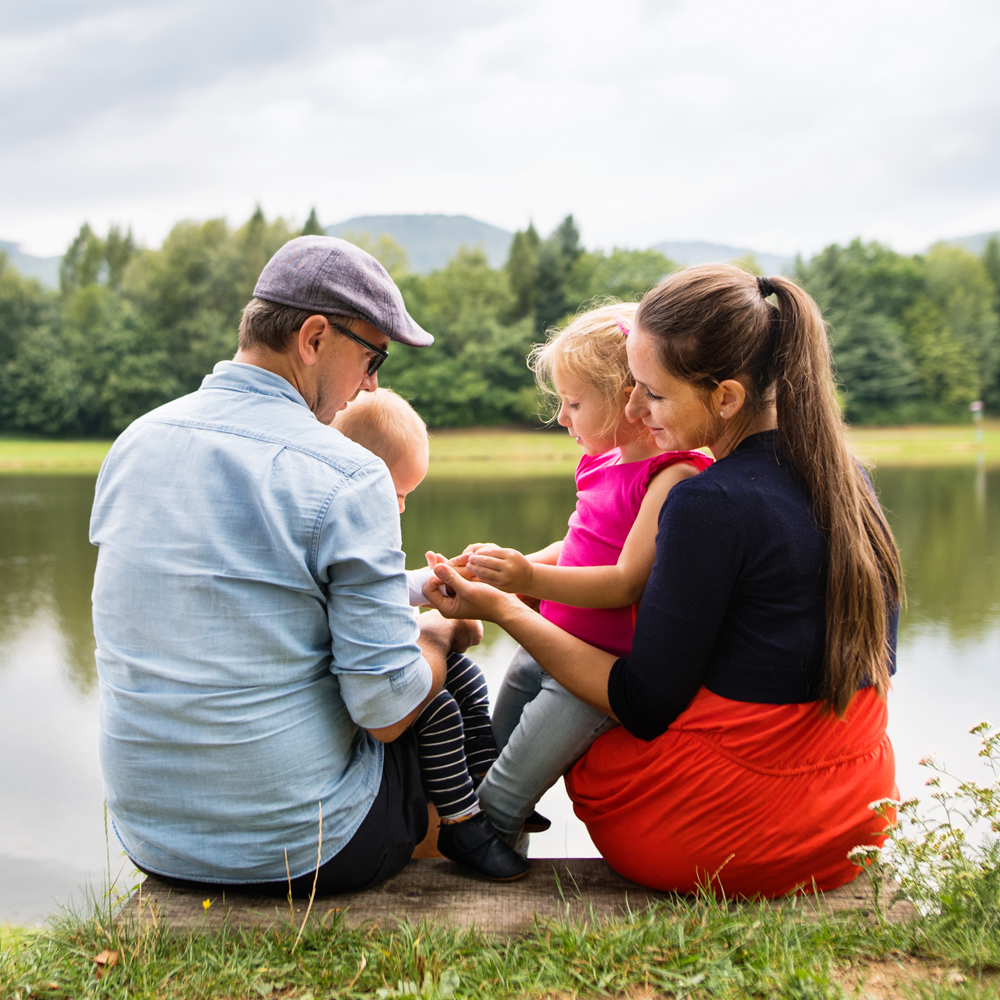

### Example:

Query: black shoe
xmin=522 ymin=810 xmax=551 ymax=833
xmin=437 ymin=812 xmax=530 ymax=882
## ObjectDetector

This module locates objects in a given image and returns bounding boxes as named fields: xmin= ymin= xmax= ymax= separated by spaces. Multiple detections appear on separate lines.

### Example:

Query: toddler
xmin=331 ymin=389 xmax=528 ymax=881
xmin=454 ymin=304 xmax=713 ymax=846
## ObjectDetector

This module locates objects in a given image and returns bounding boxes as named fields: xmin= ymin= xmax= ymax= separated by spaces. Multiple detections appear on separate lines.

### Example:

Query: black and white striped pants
xmin=413 ymin=652 xmax=497 ymax=820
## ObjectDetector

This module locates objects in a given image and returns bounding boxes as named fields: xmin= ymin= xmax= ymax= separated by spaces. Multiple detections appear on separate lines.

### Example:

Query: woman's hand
xmin=422 ymin=563 xmax=520 ymax=623
xmin=465 ymin=545 xmax=535 ymax=594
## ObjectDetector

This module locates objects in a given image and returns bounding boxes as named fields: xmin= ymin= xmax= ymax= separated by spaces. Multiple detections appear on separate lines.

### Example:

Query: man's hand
xmin=465 ymin=545 xmax=535 ymax=594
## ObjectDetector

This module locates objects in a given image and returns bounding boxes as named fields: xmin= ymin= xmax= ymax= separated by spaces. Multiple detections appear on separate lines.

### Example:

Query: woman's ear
xmin=712 ymin=379 xmax=747 ymax=419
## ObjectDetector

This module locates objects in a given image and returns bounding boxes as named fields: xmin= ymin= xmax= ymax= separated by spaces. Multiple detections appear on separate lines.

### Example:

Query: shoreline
xmin=1 ymin=422 xmax=998 ymax=475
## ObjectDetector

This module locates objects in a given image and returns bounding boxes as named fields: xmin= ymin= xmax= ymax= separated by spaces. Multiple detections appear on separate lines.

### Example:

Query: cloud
xmin=2 ymin=0 xmax=999 ymax=256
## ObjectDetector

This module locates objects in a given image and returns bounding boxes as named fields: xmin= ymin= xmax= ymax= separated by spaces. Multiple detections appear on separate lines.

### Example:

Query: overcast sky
xmin=3 ymin=0 xmax=999 ymax=258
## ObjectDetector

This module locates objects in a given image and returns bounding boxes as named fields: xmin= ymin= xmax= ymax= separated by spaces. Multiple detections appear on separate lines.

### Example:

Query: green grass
xmin=1 ymin=423 xmax=997 ymax=476
xmin=847 ymin=422 xmax=1000 ymax=467
xmin=0 ymin=437 xmax=115 ymax=474
xmin=2 ymin=885 xmax=996 ymax=1000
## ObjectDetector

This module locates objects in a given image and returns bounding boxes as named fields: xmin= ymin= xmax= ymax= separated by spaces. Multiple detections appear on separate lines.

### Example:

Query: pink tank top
xmin=539 ymin=448 xmax=713 ymax=657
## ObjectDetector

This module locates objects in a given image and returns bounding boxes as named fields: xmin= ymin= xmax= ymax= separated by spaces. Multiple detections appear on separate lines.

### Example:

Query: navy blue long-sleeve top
xmin=607 ymin=430 xmax=898 ymax=741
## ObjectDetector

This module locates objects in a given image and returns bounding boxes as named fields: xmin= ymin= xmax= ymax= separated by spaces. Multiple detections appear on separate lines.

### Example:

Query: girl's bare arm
xmin=466 ymin=463 xmax=698 ymax=608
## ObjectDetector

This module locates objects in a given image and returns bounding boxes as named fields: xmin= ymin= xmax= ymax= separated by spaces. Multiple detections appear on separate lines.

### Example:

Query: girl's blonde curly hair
xmin=528 ymin=302 xmax=637 ymax=437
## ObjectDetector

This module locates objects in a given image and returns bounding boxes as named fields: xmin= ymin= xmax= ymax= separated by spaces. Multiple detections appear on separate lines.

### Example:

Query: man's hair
xmin=330 ymin=389 xmax=428 ymax=470
xmin=238 ymin=297 xmax=319 ymax=353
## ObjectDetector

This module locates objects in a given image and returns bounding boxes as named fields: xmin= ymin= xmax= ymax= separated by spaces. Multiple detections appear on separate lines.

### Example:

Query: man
xmin=90 ymin=236 xmax=478 ymax=894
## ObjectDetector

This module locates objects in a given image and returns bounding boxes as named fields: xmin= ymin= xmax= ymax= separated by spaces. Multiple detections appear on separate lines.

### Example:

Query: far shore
xmin=0 ymin=422 xmax=998 ymax=476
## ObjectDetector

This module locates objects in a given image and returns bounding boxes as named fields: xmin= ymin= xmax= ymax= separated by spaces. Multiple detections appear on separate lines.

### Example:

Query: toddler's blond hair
xmin=528 ymin=302 xmax=637 ymax=435
xmin=331 ymin=388 xmax=428 ymax=469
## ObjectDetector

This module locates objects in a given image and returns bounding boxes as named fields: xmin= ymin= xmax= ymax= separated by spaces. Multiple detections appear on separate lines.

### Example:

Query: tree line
xmin=1 ymin=208 xmax=997 ymax=436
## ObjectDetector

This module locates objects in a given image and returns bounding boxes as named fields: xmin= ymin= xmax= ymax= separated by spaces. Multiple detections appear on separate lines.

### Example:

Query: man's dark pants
xmin=135 ymin=730 xmax=427 ymax=896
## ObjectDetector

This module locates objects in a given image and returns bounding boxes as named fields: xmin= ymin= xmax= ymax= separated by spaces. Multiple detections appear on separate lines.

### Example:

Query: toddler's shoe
xmin=437 ymin=812 xmax=530 ymax=881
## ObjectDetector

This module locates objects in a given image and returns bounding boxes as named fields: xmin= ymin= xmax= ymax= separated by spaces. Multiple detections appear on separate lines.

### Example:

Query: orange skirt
xmin=565 ymin=687 xmax=896 ymax=898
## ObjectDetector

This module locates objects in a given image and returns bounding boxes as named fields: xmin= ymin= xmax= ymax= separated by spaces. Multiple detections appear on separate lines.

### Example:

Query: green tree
xmin=0 ymin=252 xmax=57 ymax=365
xmin=386 ymin=249 xmax=536 ymax=426
xmin=301 ymin=207 xmax=324 ymax=237
xmin=104 ymin=225 xmax=135 ymax=290
xmin=923 ymin=243 xmax=1000 ymax=410
xmin=796 ymin=240 xmax=925 ymax=421
xmin=568 ymin=247 xmax=674 ymax=304
xmin=1 ymin=325 xmax=83 ymax=435
xmin=60 ymin=223 xmax=105 ymax=295
xmin=829 ymin=311 xmax=920 ymax=422
xmin=901 ymin=297 xmax=980 ymax=407
xmin=125 ymin=211 xmax=294 ymax=395
xmin=924 ymin=245 xmax=999 ymax=359
xmin=504 ymin=223 xmax=541 ymax=321
xmin=983 ymin=237 xmax=1000 ymax=310
xmin=534 ymin=215 xmax=583 ymax=334
xmin=984 ymin=236 xmax=1000 ymax=409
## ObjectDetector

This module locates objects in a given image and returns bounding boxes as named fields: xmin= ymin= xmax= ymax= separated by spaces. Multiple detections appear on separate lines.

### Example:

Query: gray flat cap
xmin=254 ymin=236 xmax=433 ymax=347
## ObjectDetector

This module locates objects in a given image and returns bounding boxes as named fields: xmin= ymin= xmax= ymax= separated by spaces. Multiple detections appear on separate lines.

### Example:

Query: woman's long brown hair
xmin=636 ymin=264 xmax=901 ymax=716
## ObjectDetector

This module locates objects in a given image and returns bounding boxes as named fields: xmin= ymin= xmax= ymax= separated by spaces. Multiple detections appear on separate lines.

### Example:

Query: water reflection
xmin=873 ymin=467 xmax=999 ymax=640
xmin=401 ymin=476 xmax=578 ymax=569
xmin=0 ymin=476 xmax=99 ymax=693
xmin=5 ymin=469 xmax=995 ymax=693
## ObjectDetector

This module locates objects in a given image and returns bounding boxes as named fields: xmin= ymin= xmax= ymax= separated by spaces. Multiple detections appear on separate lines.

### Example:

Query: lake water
xmin=1 ymin=467 xmax=997 ymax=922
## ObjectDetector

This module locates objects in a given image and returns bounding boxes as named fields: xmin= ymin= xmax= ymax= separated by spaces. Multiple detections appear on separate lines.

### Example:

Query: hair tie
xmin=757 ymin=276 xmax=776 ymax=298
xmin=613 ymin=312 xmax=631 ymax=337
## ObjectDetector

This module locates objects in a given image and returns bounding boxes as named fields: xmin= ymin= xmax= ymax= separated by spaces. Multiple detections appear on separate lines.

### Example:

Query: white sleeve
xmin=406 ymin=566 xmax=435 ymax=607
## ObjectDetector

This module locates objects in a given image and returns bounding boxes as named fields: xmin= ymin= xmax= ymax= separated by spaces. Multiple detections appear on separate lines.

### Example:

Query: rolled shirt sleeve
xmin=314 ymin=461 xmax=433 ymax=731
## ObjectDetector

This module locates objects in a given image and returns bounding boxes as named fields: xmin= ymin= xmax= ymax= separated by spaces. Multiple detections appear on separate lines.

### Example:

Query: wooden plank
xmin=118 ymin=859 xmax=916 ymax=935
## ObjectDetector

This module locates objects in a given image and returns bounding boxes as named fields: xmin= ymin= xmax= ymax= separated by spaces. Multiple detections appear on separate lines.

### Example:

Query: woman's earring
xmin=719 ymin=411 xmax=725 ymax=418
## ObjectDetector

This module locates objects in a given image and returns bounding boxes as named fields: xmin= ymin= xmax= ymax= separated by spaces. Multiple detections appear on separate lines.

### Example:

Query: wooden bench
xmin=118 ymin=858 xmax=917 ymax=934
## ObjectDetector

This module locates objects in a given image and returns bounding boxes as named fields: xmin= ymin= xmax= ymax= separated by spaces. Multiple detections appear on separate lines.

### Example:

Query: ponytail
xmin=767 ymin=277 xmax=901 ymax=714
xmin=636 ymin=265 xmax=901 ymax=716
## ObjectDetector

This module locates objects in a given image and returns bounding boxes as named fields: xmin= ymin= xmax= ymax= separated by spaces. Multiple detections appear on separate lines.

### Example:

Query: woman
xmin=425 ymin=265 xmax=900 ymax=897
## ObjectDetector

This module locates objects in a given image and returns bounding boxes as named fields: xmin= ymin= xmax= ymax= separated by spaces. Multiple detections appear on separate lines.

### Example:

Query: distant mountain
xmin=0 ymin=240 xmax=60 ymax=288
xmin=326 ymin=214 xmax=514 ymax=273
xmin=651 ymin=240 xmax=794 ymax=276
xmin=944 ymin=231 xmax=999 ymax=256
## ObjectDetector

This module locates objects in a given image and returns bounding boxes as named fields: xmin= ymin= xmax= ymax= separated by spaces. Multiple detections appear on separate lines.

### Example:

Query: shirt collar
xmin=201 ymin=361 xmax=312 ymax=412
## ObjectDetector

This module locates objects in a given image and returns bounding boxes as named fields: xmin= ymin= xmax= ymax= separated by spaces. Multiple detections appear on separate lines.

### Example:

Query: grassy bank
xmin=2 ymin=422 xmax=998 ymax=476
xmin=2 ymin=888 xmax=997 ymax=1000
xmin=4 ymin=732 xmax=999 ymax=999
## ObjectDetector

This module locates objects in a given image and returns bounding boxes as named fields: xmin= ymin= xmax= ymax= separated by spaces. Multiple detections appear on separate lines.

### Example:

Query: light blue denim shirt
xmin=90 ymin=361 xmax=432 ymax=883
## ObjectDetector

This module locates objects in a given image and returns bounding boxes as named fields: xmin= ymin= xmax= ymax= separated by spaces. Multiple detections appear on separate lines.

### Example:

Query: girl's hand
xmin=465 ymin=545 xmax=534 ymax=594
xmin=461 ymin=542 xmax=496 ymax=555
xmin=422 ymin=564 xmax=516 ymax=623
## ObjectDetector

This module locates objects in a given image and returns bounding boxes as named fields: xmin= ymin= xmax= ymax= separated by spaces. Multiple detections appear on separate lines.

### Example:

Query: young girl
xmin=453 ymin=303 xmax=713 ymax=845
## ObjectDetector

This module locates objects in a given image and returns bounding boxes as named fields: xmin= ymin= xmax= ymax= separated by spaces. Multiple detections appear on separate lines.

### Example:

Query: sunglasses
xmin=328 ymin=319 xmax=388 ymax=376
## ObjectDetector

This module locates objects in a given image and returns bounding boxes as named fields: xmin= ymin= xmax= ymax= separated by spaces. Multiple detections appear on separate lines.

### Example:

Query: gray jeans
xmin=477 ymin=646 xmax=618 ymax=838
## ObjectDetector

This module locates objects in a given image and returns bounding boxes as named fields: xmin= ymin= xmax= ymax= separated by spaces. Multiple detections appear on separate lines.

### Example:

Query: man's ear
xmin=296 ymin=315 xmax=330 ymax=367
